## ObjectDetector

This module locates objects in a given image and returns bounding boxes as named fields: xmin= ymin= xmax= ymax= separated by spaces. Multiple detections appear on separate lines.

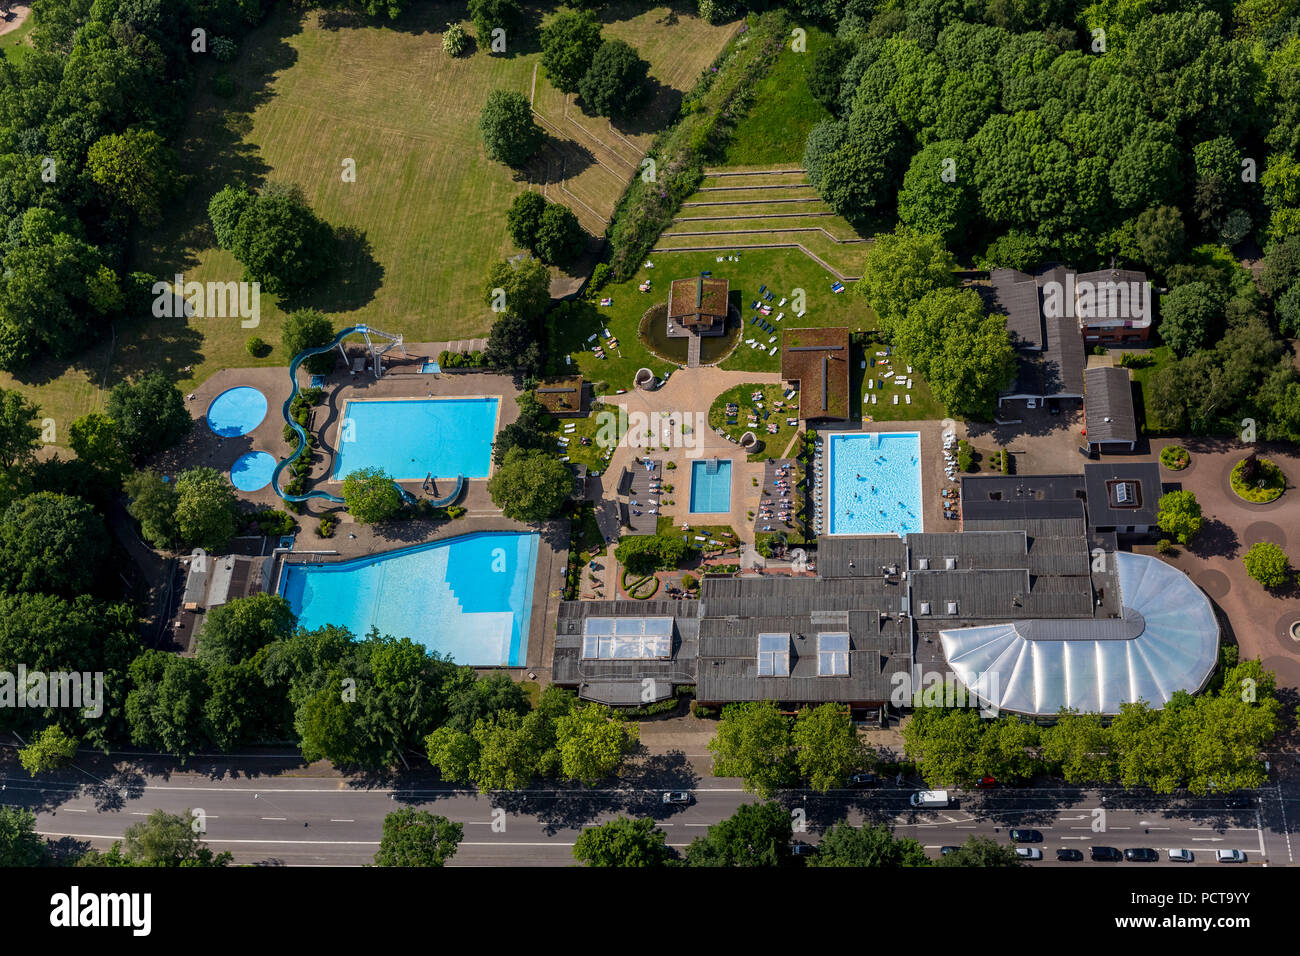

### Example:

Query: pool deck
xmin=158 ymin=356 xmax=527 ymax=518
xmin=155 ymin=357 xmax=566 ymax=680
xmin=815 ymin=420 xmax=954 ymax=537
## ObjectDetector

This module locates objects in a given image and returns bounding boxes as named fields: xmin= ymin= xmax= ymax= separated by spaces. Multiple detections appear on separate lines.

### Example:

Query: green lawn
xmin=1127 ymin=346 xmax=1175 ymax=433
xmin=849 ymin=338 xmax=947 ymax=423
xmin=0 ymin=13 xmax=35 ymax=64
xmin=720 ymin=24 xmax=833 ymax=167
xmin=548 ymin=248 xmax=876 ymax=388
xmin=707 ymin=382 xmax=801 ymax=460
xmin=5 ymin=2 xmax=734 ymax=443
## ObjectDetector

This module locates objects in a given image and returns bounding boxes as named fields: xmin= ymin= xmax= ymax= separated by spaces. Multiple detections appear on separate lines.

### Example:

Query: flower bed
xmin=1230 ymin=456 xmax=1285 ymax=503
xmin=1159 ymin=445 xmax=1190 ymax=471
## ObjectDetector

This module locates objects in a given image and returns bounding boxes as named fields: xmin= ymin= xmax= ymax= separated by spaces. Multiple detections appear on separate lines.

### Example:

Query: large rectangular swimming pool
xmin=827 ymin=432 xmax=922 ymax=536
xmin=279 ymin=532 xmax=538 ymax=666
xmin=689 ymin=458 xmax=733 ymax=513
xmin=332 ymin=397 xmax=499 ymax=481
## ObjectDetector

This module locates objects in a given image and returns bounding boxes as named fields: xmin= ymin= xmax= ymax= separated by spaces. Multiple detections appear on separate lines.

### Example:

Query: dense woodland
xmin=788 ymin=0 xmax=1300 ymax=436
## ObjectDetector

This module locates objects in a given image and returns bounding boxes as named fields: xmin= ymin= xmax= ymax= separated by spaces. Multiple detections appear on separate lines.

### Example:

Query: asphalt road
xmin=2 ymin=752 xmax=1294 ymax=866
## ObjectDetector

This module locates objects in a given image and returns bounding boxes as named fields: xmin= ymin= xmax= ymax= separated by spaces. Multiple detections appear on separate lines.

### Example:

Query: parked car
xmin=1224 ymin=796 xmax=1254 ymax=809
xmin=1027 ymin=398 xmax=1038 ymax=409
xmin=849 ymin=773 xmax=878 ymax=788
xmin=1090 ymin=846 xmax=1123 ymax=861
xmin=974 ymin=775 xmax=997 ymax=789
xmin=939 ymin=846 xmax=960 ymax=856
xmin=1009 ymin=828 xmax=1042 ymax=843
xmin=1048 ymin=398 xmax=1061 ymax=416
xmin=1016 ymin=847 xmax=1043 ymax=860
xmin=1125 ymin=847 xmax=1159 ymax=862
xmin=662 ymin=791 xmax=691 ymax=805
xmin=1216 ymin=849 xmax=1247 ymax=863
xmin=791 ymin=843 xmax=817 ymax=858
xmin=1168 ymin=849 xmax=1195 ymax=863
xmin=1056 ymin=848 xmax=1084 ymax=862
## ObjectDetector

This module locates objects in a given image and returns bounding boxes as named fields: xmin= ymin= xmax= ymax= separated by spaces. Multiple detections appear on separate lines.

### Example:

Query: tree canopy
xmin=479 ymin=89 xmax=543 ymax=167
xmin=486 ymin=447 xmax=572 ymax=522
xmin=374 ymin=809 xmax=464 ymax=867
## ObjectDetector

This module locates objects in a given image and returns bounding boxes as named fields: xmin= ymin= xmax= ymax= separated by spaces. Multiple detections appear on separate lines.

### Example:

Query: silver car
xmin=1168 ymin=848 xmax=1194 ymax=863
xmin=1015 ymin=847 xmax=1043 ymax=860
xmin=662 ymin=791 xmax=691 ymax=805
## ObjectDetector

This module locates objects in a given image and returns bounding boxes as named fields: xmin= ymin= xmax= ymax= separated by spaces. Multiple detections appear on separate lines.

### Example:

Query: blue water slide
xmin=272 ymin=325 xmax=420 ymax=505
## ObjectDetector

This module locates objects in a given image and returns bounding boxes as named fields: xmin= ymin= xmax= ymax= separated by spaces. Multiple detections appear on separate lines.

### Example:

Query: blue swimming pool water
xmin=332 ymin=397 xmax=499 ymax=481
xmin=689 ymin=458 xmax=733 ymax=513
xmin=230 ymin=451 xmax=276 ymax=491
xmin=207 ymin=386 xmax=267 ymax=437
xmin=280 ymin=532 xmax=539 ymax=666
xmin=827 ymin=432 xmax=923 ymax=536
xmin=420 ymin=362 xmax=441 ymax=374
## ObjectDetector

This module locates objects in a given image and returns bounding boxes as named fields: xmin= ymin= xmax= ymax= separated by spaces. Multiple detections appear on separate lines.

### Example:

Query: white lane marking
xmin=260 ymin=817 xmax=287 ymax=821
xmin=329 ymin=819 xmax=354 ymax=823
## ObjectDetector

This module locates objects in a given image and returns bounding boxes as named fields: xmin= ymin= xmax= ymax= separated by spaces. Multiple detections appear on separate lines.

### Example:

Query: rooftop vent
xmin=945 ymin=557 xmax=957 ymax=570
xmin=946 ymin=601 xmax=958 ymax=615
xmin=919 ymin=557 xmax=930 ymax=570
xmin=919 ymin=601 xmax=931 ymax=615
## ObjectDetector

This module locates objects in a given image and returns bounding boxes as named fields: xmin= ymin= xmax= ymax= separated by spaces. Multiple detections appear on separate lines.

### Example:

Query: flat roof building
xmin=551 ymin=493 xmax=1213 ymax=718
xmin=780 ymin=327 xmax=851 ymax=420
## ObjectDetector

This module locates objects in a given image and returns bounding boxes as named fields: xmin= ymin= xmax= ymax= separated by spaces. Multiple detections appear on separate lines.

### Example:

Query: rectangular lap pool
xmin=827 ymin=432 xmax=922 ymax=536
xmin=332 ymin=397 xmax=498 ymax=481
xmin=690 ymin=458 xmax=733 ymax=513
xmin=279 ymin=532 xmax=539 ymax=666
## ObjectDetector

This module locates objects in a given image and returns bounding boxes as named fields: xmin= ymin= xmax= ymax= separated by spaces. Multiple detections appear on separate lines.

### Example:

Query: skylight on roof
xmin=581 ymin=617 xmax=673 ymax=660
xmin=818 ymin=632 xmax=849 ymax=676
xmin=757 ymin=632 xmax=790 ymax=677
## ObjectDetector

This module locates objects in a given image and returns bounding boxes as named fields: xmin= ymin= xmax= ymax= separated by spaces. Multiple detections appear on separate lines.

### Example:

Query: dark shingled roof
xmin=817 ymin=536 xmax=908 ymax=578
xmin=1084 ymin=366 xmax=1137 ymax=446
xmin=1041 ymin=313 xmax=1086 ymax=396
xmin=989 ymin=268 xmax=1045 ymax=350
xmin=668 ymin=276 xmax=729 ymax=328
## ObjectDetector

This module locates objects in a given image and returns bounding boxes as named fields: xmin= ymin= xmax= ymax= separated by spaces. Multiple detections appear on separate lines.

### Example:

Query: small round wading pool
xmin=206 ymin=386 xmax=267 ymax=437
xmin=230 ymin=451 xmax=276 ymax=491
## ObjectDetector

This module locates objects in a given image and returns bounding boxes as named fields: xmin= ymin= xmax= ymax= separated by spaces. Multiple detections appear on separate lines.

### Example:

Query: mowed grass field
xmin=720 ymin=24 xmax=833 ymax=167
xmin=549 ymin=247 xmax=878 ymax=390
xmin=5 ymin=3 xmax=735 ymax=442
xmin=658 ymin=167 xmax=870 ymax=278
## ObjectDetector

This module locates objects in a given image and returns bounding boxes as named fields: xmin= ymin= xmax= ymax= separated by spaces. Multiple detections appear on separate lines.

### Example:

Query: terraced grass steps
xmin=651 ymin=233 xmax=864 ymax=280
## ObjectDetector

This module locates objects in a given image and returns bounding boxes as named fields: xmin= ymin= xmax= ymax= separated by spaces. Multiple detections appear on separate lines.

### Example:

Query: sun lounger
xmin=694 ymin=535 xmax=707 ymax=541
xmin=871 ymin=394 xmax=878 ymax=405
xmin=769 ymin=346 xmax=778 ymax=356
xmin=769 ymin=336 xmax=776 ymax=343
xmin=796 ymin=309 xmax=805 ymax=317
xmin=587 ymin=333 xmax=598 ymax=342
xmin=906 ymin=394 xmax=912 ymax=405
xmin=776 ymin=313 xmax=783 ymax=321
xmin=778 ymin=298 xmax=786 ymax=307
xmin=906 ymin=379 xmax=912 ymax=388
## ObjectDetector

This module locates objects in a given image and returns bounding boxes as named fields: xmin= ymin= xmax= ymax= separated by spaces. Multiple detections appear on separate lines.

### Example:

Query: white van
xmin=910 ymin=789 xmax=951 ymax=809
